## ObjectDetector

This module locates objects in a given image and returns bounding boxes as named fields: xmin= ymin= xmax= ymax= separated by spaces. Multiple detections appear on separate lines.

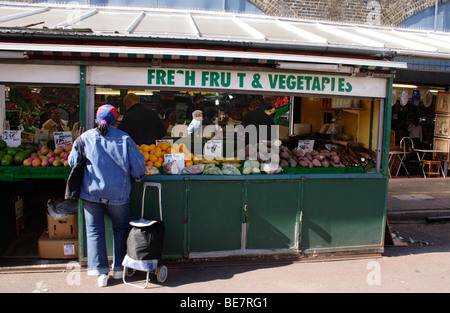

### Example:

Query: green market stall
xmin=0 ymin=4 xmax=411 ymax=262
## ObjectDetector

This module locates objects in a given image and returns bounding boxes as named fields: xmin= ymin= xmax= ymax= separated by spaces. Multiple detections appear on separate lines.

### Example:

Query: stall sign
xmin=35 ymin=129 xmax=49 ymax=143
xmin=2 ymin=130 xmax=21 ymax=147
xmin=88 ymin=67 xmax=388 ymax=98
xmin=204 ymin=140 xmax=222 ymax=158
xmin=297 ymin=140 xmax=314 ymax=152
xmin=54 ymin=132 xmax=73 ymax=149
xmin=164 ymin=153 xmax=185 ymax=170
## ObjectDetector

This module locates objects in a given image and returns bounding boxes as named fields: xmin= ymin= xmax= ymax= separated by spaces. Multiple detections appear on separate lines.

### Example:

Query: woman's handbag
xmin=64 ymin=136 xmax=86 ymax=200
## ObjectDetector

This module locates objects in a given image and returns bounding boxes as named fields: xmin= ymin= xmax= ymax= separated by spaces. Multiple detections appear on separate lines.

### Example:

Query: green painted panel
xmin=246 ymin=180 xmax=300 ymax=250
xmin=188 ymin=181 xmax=243 ymax=252
xmin=130 ymin=180 xmax=186 ymax=258
xmin=301 ymin=176 xmax=387 ymax=252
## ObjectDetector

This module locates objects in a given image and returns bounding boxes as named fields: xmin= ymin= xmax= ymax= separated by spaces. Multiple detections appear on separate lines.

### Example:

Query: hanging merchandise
xmin=392 ymin=89 xmax=398 ymax=106
xmin=424 ymin=90 xmax=432 ymax=108
xmin=400 ymin=89 xmax=408 ymax=106
xmin=412 ymin=90 xmax=420 ymax=107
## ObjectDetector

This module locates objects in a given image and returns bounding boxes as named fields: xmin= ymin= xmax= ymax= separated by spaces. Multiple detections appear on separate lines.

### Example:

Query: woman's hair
xmin=97 ymin=120 xmax=109 ymax=136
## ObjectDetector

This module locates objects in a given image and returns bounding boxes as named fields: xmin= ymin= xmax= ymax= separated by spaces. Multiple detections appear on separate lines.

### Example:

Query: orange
xmin=146 ymin=161 xmax=154 ymax=166
xmin=154 ymin=161 xmax=162 ymax=168
xmin=143 ymin=151 xmax=150 ymax=161
xmin=185 ymin=160 xmax=193 ymax=167
xmin=149 ymin=144 xmax=156 ymax=151
xmin=161 ymin=142 xmax=170 ymax=151
xmin=157 ymin=156 xmax=163 ymax=163
xmin=150 ymin=155 xmax=158 ymax=162
xmin=193 ymin=156 xmax=201 ymax=164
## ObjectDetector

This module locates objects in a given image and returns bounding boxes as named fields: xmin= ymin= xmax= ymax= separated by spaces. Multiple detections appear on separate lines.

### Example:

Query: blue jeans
xmin=83 ymin=200 xmax=130 ymax=276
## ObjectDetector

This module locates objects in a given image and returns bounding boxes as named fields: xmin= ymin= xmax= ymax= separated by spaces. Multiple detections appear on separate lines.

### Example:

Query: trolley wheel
xmin=125 ymin=267 xmax=136 ymax=277
xmin=155 ymin=265 xmax=168 ymax=283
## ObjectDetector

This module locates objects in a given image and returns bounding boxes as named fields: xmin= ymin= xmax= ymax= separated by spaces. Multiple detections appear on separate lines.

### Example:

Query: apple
xmin=47 ymin=151 xmax=55 ymax=159
xmin=48 ymin=157 xmax=55 ymax=165
xmin=61 ymin=152 xmax=69 ymax=160
xmin=40 ymin=146 xmax=49 ymax=155
xmin=31 ymin=152 xmax=37 ymax=158
xmin=32 ymin=158 xmax=41 ymax=167
xmin=63 ymin=160 xmax=70 ymax=167
xmin=23 ymin=158 xmax=32 ymax=166
xmin=54 ymin=147 xmax=63 ymax=155
xmin=41 ymin=159 xmax=49 ymax=167
xmin=41 ymin=155 xmax=49 ymax=161
xmin=65 ymin=145 xmax=72 ymax=152
xmin=52 ymin=159 xmax=62 ymax=167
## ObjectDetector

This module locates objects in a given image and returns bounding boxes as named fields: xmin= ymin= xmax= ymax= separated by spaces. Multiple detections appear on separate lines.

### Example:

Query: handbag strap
xmin=75 ymin=136 xmax=85 ymax=161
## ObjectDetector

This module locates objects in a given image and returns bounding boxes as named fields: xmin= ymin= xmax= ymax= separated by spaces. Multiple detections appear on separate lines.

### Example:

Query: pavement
xmin=0 ymin=176 xmax=450 ymax=295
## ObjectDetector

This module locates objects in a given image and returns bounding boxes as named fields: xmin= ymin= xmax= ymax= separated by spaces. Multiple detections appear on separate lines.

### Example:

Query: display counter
xmin=78 ymin=171 xmax=388 ymax=262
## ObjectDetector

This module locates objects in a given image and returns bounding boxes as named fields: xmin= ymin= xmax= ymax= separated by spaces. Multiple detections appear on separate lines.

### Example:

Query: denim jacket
xmin=68 ymin=126 xmax=146 ymax=205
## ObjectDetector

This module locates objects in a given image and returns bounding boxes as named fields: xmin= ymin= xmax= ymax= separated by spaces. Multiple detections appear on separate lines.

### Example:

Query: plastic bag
xmin=222 ymin=164 xmax=241 ymax=175
xmin=181 ymin=164 xmax=204 ymax=175
xmin=202 ymin=164 xmax=223 ymax=175
xmin=145 ymin=165 xmax=160 ymax=175
xmin=242 ymin=160 xmax=260 ymax=175
xmin=47 ymin=199 xmax=78 ymax=219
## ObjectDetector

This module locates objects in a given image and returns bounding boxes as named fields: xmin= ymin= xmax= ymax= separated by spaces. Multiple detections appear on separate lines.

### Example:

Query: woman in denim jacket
xmin=69 ymin=104 xmax=146 ymax=287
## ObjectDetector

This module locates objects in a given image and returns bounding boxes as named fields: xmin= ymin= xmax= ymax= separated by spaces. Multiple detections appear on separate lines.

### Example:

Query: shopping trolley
xmin=122 ymin=182 xmax=168 ymax=288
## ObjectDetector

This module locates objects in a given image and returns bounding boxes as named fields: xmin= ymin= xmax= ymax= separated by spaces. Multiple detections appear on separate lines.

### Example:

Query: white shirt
xmin=187 ymin=119 xmax=202 ymax=137
xmin=408 ymin=124 xmax=422 ymax=141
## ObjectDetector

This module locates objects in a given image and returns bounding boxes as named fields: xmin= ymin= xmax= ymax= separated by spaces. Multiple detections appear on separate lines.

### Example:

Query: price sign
xmin=2 ymin=130 xmax=21 ymax=147
xmin=164 ymin=153 xmax=185 ymax=170
xmin=54 ymin=132 xmax=73 ymax=149
xmin=297 ymin=140 xmax=314 ymax=152
xmin=156 ymin=139 xmax=173 ymax=145
xmin=204 ymin=140 xmax=222 ymax=158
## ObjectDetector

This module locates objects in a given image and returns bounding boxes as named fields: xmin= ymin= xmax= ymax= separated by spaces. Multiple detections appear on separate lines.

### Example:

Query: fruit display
xmin=138 ymin=140 xmax=376 ymax=176
xmin=0 ymin=140 xmax=72 ymax=167
xmin=138 ymin=141 xmax=195 ymax=169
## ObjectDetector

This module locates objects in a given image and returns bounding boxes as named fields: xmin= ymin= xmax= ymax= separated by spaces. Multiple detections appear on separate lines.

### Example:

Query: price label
xmin=156 ymin=139 xmax=173 ymax=145
xmin=297 ymin=140 xmax=314 ymax=152
xmin=164 ymin=153 xmax=185 ymax=170
xmin=2 ymin=130 xmax=21 ymax=147
xmin=204 ymin=140 xmax=222 ymax=158
xmin=54 ymin=131 xmax=73 ymax=149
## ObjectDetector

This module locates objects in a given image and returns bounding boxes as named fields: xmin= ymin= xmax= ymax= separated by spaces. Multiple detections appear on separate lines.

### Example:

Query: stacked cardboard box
xmin=38 ymin=209 xmax=78 ymax=259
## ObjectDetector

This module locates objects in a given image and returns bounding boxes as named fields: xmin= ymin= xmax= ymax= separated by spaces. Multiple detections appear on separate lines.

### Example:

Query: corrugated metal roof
xmin=0 ymin=2 xmax=448 ymax=61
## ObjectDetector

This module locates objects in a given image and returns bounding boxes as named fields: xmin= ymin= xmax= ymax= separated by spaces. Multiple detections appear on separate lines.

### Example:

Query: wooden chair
xmin=422 ymin=160 xmax=441 ymax=177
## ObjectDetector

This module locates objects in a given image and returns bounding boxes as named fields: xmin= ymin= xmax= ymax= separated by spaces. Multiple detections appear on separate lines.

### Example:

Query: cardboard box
xmin=38 ymin=231 xmax=78 ymax=259
xmin=47 ymin=212 xmax=78 ymax=239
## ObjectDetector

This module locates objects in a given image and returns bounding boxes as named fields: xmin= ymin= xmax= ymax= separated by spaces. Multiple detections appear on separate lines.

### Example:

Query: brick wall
xmin=249 ymin=0 xmax=448 ymax=26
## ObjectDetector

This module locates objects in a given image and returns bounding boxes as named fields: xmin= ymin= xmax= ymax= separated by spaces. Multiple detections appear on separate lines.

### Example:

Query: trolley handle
xmin=141 ymin=182 xmax=163 ymax=221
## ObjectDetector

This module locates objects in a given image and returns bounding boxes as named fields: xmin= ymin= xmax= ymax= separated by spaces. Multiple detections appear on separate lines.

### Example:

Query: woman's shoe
xmin=98 ymin=274 xmax=109 ymax=287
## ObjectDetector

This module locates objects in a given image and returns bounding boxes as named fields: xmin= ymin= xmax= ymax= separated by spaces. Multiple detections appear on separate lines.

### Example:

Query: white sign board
xmin=164 ymin=153 xmax=185 ymax=170
xmin=88 ymin=67 xmax=388 ymax=98
xmin=2 ymin=130 xmax=21 ymax=147
xmin=53 ymin=131 xmax=73 ymax=149
xmin=297 ymin=140 xmax=315 ymax=152
xmin=204 ymin=140 xmax=223 ymax=158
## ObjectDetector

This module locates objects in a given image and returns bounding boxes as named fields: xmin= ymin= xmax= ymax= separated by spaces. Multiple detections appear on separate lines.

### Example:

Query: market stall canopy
xmin=0 ymin=2 xmax=448 ymax=66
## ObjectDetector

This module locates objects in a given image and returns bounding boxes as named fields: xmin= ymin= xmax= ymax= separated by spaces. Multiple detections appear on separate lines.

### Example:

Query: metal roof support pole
xmin=79 ymin=65 xmax=86 ymax=129
xmin=434 ymin=0 xmax=439 ymax=32
xmin=380 ymin=77 xmax=393 ymax=175
xmin=0 ymin=85 xmax=4 ymax=133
